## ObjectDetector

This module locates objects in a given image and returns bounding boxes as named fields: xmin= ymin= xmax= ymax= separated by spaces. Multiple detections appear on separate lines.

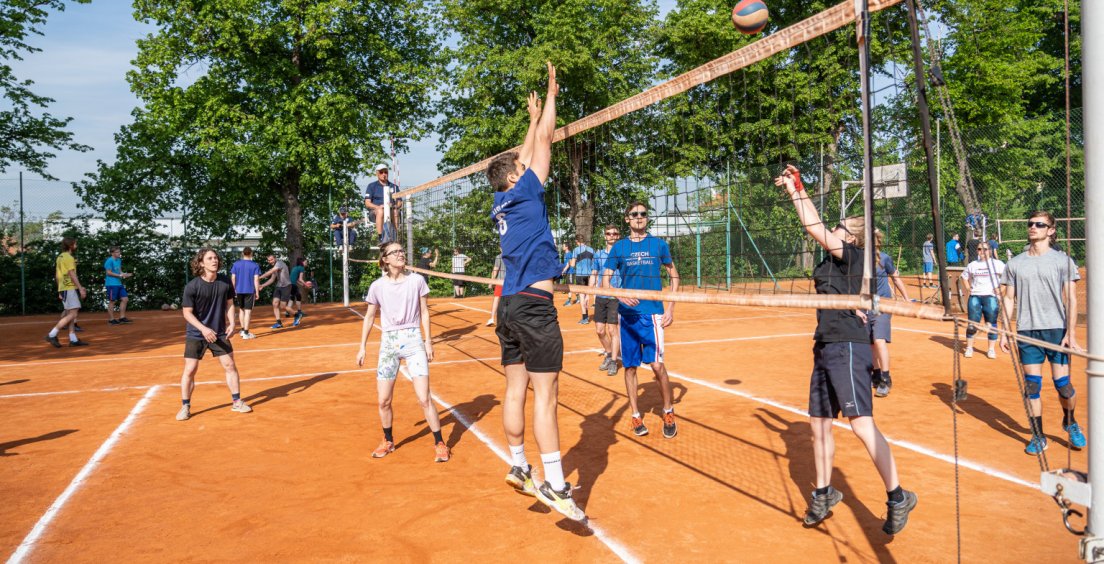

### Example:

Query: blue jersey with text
xmin=607 ymin=234 xmax=672 ymax=316
xmin=491 ymin=169 xmax=561 ymax=296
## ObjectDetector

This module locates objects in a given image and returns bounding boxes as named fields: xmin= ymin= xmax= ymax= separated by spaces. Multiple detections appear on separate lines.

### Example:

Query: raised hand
xmin=547 ymin=61 xmax=559 ymax=97
xmin=527 ymin=91 xmax=542 ymax=120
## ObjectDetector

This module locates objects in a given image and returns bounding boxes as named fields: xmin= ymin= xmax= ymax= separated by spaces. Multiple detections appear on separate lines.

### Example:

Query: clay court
xmin=0 ymin=294 xmax=1087 ymax=562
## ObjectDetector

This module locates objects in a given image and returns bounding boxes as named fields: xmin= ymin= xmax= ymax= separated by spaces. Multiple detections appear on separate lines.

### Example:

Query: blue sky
xmin=8 ymin=0 xmax=680 ymax=211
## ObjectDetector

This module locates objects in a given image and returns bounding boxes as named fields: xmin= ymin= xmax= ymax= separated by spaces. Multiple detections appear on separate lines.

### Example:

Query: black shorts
xmin=184 ymin=337 xmax=234 ymax=360
xmin=593 ymin=297 xmax=619 ymax=325
xmin=273 ymin=285 xmax=291 ymax=302
xmin=290 ymin=285 xmax=301 ymax=301
xmin=235 ymin=293 xmax=256 ymax=310
xmin=575 ymin=275 xmax=590 ymax=287
xmin=808 ymin=341 xmax=873 ymax=418
xmin=452 ymin=278 xmax=465 ymax=289
xmin=495 ymin=287 xmax=563 ymax=373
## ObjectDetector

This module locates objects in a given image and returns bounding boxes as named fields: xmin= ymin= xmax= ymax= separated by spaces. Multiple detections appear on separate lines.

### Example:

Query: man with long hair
xmin=45 ymin=237 xmax=88 ymax=348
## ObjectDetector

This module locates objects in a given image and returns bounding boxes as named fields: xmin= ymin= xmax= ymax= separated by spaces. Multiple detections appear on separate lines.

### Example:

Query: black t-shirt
xmin=966 ymin=238 xmax=980 ymax=263
xmin=812 ymin=243 xmax=870 ymax=344
xmin=182 ymin=274 xmax=234 ymax=340
xmin=416 ymin=257 xmax=432 ymax=270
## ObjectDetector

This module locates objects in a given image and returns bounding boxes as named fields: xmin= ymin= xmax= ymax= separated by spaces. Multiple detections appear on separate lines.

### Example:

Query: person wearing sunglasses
xmin=960 ymin=242 xmax=1006 ymax=359
xmin=484 ymin=63 xmax=584 ymax=521
xmin=604 ymin=201 xmax=681 ymax=439
xmin=999 ymin=210 xmax=1084 ymax=455
xmin=356 ymin=242 xmax=448 ymax=464
xmin=775 ymin=164 xmax=916 ymax=535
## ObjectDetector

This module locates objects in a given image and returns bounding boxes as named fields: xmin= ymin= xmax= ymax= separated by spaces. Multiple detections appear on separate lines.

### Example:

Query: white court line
xmin=6 ymin=385 xmax=161 ymax=564
xmin=0 ymin=341 xmax=361 ymax=369
xmin=646 ymin=366 xmax=1039 ymax=490
xmin=354 ymin=307 xmax=637 ymax=564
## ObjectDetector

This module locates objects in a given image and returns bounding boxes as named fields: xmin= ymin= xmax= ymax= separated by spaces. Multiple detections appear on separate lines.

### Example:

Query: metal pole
xmin=405 ymin=199 xmax=414 ymax=265
xmin=725 ymin=162 xmax=732 ymax=289
xmin=1082 ymin=0 xmax=1104 ymax=558
xmin=906 ymin=0 xmax=953 ymax=315
xmin=328 ymin=185 xmax=334 ymax=301
xmin=19 ymin=171 xmax=25 ymax=315
xmin=857 ymin=0 xmax=876 ymax=301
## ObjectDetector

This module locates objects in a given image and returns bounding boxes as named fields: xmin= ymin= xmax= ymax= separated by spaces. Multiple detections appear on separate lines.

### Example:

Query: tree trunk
xmin=279 ymin=167 xmax=305 ymax=264
xmin=567 ymin=139 xmax=596 ymax=245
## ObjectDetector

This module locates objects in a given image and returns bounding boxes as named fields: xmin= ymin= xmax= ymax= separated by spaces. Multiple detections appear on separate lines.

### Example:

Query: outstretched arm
xmin=518 ymin=91 xmax=543 ymax=168
xmin=775 ymin=165 xmax=844 ymax=259
xmin=526 ymin=62 xmax=559 ymax=184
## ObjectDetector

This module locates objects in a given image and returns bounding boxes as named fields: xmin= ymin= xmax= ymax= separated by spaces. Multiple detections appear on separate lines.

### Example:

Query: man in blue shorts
xmin=230 ymin=247 xmax=262 ymax=339
xmin=999 ymin=210 xmax=1084 ymax=454
xmin=921 ymin=233 xmax=935 ymax=288
xmin=591 ymin=225 xmax=621 ymax=376
xmin=485 ymin=63 xmax=583 ymax=522
xmin=104 ymin=246 xmax=133 ymax=324
xmin=604 ymin=201 xmax=680 ymax=439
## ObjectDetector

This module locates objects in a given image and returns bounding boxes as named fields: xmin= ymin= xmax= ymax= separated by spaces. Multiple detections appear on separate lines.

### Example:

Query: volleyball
xmin=732 ymin=0 xmax=769 ymax=34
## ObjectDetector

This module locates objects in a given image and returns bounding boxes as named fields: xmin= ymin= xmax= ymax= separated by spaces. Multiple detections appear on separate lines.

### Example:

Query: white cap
xmin=374 ymin=163 xmax=389 ymax=172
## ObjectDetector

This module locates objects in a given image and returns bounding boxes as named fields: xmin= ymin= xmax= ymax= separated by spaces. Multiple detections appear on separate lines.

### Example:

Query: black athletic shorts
xmin=234 ymin=293 xmax=256 ymax=310
xmin=452 ymin=278 xmax=465 ymax=289
xmin=593 ymin=297 xmax=619 ymax=325
xmin=273 ymin=285 xmax=291 ymax=302
xmin=495 ymin=287 xmax=563 ymax=373
xmin=184 ymin=337 xmax=234 ymax=360
xmin=290 ymin=285 xmax=301 ymax=301
xmin=808 ymin=341 xmax=873 ymax=418
xmin=575 ymin=275 xmax=590 ymax=287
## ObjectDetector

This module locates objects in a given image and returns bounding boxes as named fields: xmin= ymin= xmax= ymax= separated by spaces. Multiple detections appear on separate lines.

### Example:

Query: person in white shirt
xmin=451 ymin=247 xmax=471 ymax=298
xmin=960 ymin=242 xmax=1005 ymax=359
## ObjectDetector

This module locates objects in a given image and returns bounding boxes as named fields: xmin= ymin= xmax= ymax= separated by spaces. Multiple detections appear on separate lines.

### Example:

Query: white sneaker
xmin=176 ymin=404 xmax=190 ymax=421
xmin=964 ymin=347 xmax=974 ymax=358
xmin=987 ymin=349 xmax=997 ymax=359
xmin=232 ymin=400 xmax=253 ymax=413
xmin=243 ymin=332 xmax=256 ymax=340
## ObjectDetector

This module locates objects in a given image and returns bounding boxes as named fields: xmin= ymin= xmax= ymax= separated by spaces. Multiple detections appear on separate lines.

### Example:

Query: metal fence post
xmin=19 ymin=171 xmax=25 ymax=315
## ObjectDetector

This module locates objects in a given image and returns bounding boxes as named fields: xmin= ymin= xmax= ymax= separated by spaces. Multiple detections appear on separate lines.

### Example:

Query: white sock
xmin=69 ymin=332 xmax=78 ymax=342
xmin=509 ymin=444 xmax=527 ymax=468
xmin=49 ymin=328 xmax=59 ymax=338
xmin=632 ymin=412 xmax=641 ymax=418
xmin=541 ymin=451 xmax=565 ymax=491
xmin=664 ymin=407 xmax=674 ymax=414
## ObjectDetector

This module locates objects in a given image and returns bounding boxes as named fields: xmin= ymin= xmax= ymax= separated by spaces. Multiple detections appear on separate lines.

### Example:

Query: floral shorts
xmin=377 ymin=328 xmax=429 ymax=380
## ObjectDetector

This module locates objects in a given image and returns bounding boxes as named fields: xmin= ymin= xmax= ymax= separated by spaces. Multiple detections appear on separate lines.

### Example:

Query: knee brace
xmin=1054 ymin=376 xmax=1076 ymax=399
xmin=1024 ymin=375 xmax=1043 ymax=400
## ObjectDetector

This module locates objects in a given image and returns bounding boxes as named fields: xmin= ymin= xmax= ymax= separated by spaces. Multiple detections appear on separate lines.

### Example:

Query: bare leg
xmin=180 ymin=358 xmax=200 ymax=401
xmin=107 ymin=300 xmax=117 ymax=321
xmin=528 ymin=370 xmax=560 ymax=454
xmin=52 ymin=309 xmax=78 ymax=333
xmin=651 ymin=362 xmax=674 ymax=411
xmin=119 ymin=296 xmax=128 ymax=318
xmin=242 ymin=309 xmax=253 ymax=332
xmin=487 ymin=295 xmax=500 ymax=325
xmin=503 ymin=364 xmax=529 ymax=447
xmin=377 ymin=377 xmax=398 ymax=429
xmin=410 ymin=375 xmax=442 ymax=432
xmin=271 ymin=299 xmax=280 ymax=323
xmin=848 ymin=416 xmax=900 ymax=490
xmin=810 ymin=416 xmax=835 ymax=488
xmin=623 ymin=366 xmax=640 ymax=414
xmin=216 ymin=354 xmax=241 ymax=395
xmin=596 ymin=322 xmax=611 ymax=353
xmin=872 ymin=339 xmax=889 ymax=371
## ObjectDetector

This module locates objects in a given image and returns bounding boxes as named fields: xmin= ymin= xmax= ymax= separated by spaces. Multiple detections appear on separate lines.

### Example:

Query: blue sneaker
xmin=271 ymin=322 xmax=284 ymax=329
xmin=1065 ymin=423 xmax=1086 ymax=449
xmin=1024 ymin=436 xmax=1049 ymax=455
xmin=292 ymin=312 xmax=303 ymax=327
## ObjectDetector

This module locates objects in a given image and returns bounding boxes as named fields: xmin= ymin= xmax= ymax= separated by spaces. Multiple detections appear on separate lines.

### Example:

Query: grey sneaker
xmin=599 ymin=356 xmax=611 ymax=371
xmin=505 ymin=465 xmax=537 ymax=497
xmin=176 ymin=404 xmax=191 ymax=421
xmin=883 ymin=490 xmax=918 ymax=535
xmin=875 ymin=381 xmax=891 ymax=398
xmin=231 ymin=401 xmax=253 ymax=413
xmin=607 ymin=359 xmax=618 ymax=376
xmin=803 ymin=487 xmax=844 ymax=526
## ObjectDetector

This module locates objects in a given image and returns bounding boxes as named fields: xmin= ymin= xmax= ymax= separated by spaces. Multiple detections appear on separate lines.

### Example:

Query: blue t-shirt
xmin=571 ymin=245 xmax=595 ymax=276
xmin=607 ymin=234 xmax=672 ymax=316
xmin=875 ymin=251 xmax=897 ymax=298
xmin=491 ymin=169 xmax=562 ymax=296
xmin=230 ymin=259 xmax=262 ymax=294
xmin=104 ymin=257 xmax=123 ymax=287
xmin=592 ymin=249 xmax=622 ymax=299
xmin=946 ymin=240 xmax=962 ymax=263
xmin=364 ymin=180 xmax=399 ymax=206
xmin=562 ymin=250 xmax=574 ymax=274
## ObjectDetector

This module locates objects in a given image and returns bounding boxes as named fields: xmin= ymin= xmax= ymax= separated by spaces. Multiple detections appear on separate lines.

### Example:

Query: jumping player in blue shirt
xmin=603 ymin=201 xmax=680 ymax=439
xmin=485 ymin=62 xmax=583 ymax=522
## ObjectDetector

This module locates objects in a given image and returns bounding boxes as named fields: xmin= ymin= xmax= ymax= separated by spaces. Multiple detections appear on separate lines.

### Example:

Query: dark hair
xmin=109 ymin=246 xmax=120 ymax=253
xmin=487 ymin=151 xmax=520 ymax=192
xmin=190 ymin=248 xmax=222 ymax=276
xmin=242 ymin=246 xmax=253 ymax=257
xmin=1027 ymin=210 xmax=1058 ymax=244
xmin=604 ymin=224 xmax=619 ymax=233
xmin=379 ymin=242 xmax=403 ymax=269
xmin=295 ymin=257 xmax=306 ymax=267
xmin=624 ymin=201 xmax=649 ymax=216
xmin=60 ymin=237 xmax=77 ymax=252
xmin=925 ymin=233 xmax=933 ymax=241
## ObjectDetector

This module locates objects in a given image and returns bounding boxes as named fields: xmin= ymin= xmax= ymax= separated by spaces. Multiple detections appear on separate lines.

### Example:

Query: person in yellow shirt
xmin=45 ymin=237 xmax=88 ymax=348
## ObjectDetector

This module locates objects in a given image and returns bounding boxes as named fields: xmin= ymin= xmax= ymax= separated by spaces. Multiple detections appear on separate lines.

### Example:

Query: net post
xmin=342 ymin=221 xmax=350 ymax=307
xmin=405 ymin=198 xmax=414 ymax=261
xmin=856 ymin=0 xmax=876 ymax=300
xmin=19 ymin=171 xmax=25 ymax=315
xmin=1082 ymin=0 xmax=1104 ymax=558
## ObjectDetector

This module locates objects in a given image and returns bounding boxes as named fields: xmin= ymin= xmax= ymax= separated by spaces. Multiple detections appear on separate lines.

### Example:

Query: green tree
xmin=0 ymin=0 xmax=91 ymax=178
xmin=78 ymin=0 xmax=441 ymax=260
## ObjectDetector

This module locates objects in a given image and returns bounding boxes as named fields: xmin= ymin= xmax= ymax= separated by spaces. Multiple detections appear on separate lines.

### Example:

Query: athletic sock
xmin=632 ymin=412 xmax=641 ymax=419
xmin=541 ymin=451 xmax=566 ymax=491
xmin=1030 ymin=416 xmax=1044 ymax=438
xmin=383 ymin=427 xmax=394 ymax=442
xmin=1064 ymin=409 xmax=1077 ymax=428
xmin=814 ymin=486 xmax=831 ymax=496
xmin=509 ymin=443 xmax=528 ymax=468
xmin=887 ymin=486 xmax=905 ymax=504
xmin=432 ymin=430 xmax=444 ymax=444
xmin=68 ymin=332 xmax=78 ymax=342
xmin=663 ymin=407 xmax=674 ymax=415
xmin=881 ymin=371 xmax=891 ymax=385
xmin=49 ymin=328 xmax=59 ymax=338
xmin=182 ymin=399 xmax=190 ymax=406
xmin=231 ymin=393 xmax=241 ymax=401
xmin=872 ymin=369 xmax=882 ymax=385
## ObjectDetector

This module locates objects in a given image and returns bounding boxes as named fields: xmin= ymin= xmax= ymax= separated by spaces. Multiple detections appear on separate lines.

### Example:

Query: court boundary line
xmin=0 ymin=341 xmax=362 ymax=370
xmin=350 ymin=307 xmax=637 ymax=563
xmin=6 ymin=385 xmax=161 ymax=564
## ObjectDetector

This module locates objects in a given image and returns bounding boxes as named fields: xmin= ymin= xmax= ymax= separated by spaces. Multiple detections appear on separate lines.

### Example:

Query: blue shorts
xmin=1018 ymin=329 xmax=1069 ymax=366
xmin=106 ymin=286 xmax=128 ymax=301
xmin=619 ymin=313 xmax=664 ymax=368
xmin=922 ymin=261 xmax=934 ymax=274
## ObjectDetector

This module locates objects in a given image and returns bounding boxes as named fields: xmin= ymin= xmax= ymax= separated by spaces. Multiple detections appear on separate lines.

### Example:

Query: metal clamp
xmin=1054 ymin=484 xmax=1087 ymax=536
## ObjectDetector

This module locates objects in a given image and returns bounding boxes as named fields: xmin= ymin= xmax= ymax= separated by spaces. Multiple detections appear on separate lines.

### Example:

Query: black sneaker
xmin=118 ymin=317 xmax=133 ymax=324
xmin=883 ymin=489 xmax=918 ymax=535
xmin=74 ymin=323 xmax=84 ymax=332
xmin=630 ymin=415 xmax=648 ymax=436
xmin=108 ymin=319 xmax=120 ymax=325
xmin=69 ymin=339 xmax=89 ymax=347
xmin=662 ymin=411 xmax=678 ymax=439
xmin=803 ymin=487 xmax=844 ymax=526
xmin=45 ymin=335 xmax=62 ymax=348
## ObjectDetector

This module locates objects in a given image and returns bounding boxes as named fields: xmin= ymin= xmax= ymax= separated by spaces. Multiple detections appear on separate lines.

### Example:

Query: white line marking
xmin=0 ymin=341 xmax=361 ymax=369
xmin=6 ymin=385 xmax=161 ymax=564
xmin=650 ymin=366 xmax=1039 ymax=490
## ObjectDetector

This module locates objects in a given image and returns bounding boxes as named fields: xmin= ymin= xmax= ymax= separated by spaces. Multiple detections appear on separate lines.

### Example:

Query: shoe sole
xmin=1025 ymin=441 xmax=1049 ymax=455
xmin=505 ymin=476 xmax=537 ymax=497
xmin=663 ymin=426 xmax=677 ymax=439
xmin=875 ymin=388 xmax=891 ymax=398
xmin=883 ymin=492 xmax=918 ymax=535
xmin=535 ymin=486 xmax=587 ymax=522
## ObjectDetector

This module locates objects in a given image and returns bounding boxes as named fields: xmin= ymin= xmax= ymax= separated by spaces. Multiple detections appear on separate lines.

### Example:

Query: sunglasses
xmin=604 ymin=231 xmax=620 ymax=236
xmin=834 ymin=223 xmax=853 ymax=236
xmin=383 ymin=249 xmax=406 ymax=257
xmin=1027 ymin=221 xmax=1051 ymax=229
xmin=628 ymin=211 xmax=648 ymax=219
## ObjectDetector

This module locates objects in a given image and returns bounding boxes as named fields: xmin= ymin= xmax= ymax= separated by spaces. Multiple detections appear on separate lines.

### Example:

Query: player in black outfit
xmin=776 ymin=164 xmax=916 ymax=535
xmin=176 ymin=248 xmax=253 ymax=421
